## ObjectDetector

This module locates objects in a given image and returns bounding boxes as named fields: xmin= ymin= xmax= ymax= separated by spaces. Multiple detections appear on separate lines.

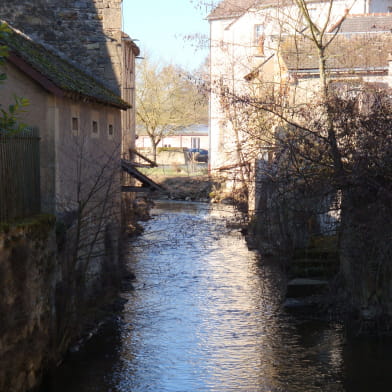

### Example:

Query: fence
xmin=0 ymin=128 xmax=40 ymax=221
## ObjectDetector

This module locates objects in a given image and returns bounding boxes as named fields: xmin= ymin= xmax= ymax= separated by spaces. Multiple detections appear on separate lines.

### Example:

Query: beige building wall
xmin=1 ymin=63 xmax=56 ymax=212
xmin=0 ymin=62 xmax=122 ymax=216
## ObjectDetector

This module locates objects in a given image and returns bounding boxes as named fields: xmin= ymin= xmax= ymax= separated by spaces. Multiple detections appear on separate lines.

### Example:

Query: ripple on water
xmin=115 ymin=201 xmax=343 ymax=392
xmin=42 ymin=201 xmax=392 ymax=392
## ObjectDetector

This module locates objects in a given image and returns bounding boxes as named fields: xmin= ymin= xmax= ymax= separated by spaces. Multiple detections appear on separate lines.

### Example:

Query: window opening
xmin=92 ymin=120 xmax=98 ymax=134
xmin=71 ymin=117 xmax=79 ymax=135
xmin=108 ymin=124 xmax=114 ymax=137
xmin=254 ymin=24 xmax=265 ymax=56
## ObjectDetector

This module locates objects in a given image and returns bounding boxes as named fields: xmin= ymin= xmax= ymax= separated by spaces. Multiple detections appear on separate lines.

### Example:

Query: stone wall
xmin=253 ymin=176 xmax=311 ymax=255
xmin=339 ymin=188 xmax=392 ymax=330
xmin=0 ymin=216 xmax=57 ymax=392
xmin=0 ymin=0 xmax=122 ymax=94
xmin=0 ymin=214 xmax=126 ymax=392
xmin=252 ymin=166 xmax=339 ymax=256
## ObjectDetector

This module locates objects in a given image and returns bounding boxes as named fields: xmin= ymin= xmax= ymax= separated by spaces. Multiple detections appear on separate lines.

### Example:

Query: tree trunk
xmin=152 ymin=142 xmax=158 ymax=164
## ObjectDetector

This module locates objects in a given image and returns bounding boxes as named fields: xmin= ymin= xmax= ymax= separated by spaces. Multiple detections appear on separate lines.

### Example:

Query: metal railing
xmin=0 ymin=127 xmax=40 ymax=221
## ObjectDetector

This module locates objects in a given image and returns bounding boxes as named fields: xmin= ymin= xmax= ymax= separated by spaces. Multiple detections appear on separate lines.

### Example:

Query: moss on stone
xmin=0 ymin=23 xmax=130 ymax=109
xmin=290 ymin=235 xmax=340 ymax=279
xmin=0 ymin=214 xmax=55 ymax=239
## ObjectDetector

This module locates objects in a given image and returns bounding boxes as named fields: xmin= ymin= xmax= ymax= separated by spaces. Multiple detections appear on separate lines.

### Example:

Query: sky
xmin=122 ymin=0 xmax=212 ymax=71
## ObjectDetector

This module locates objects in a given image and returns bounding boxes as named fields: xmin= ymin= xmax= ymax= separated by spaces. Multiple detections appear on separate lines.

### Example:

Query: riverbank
xmin=0 ymin=215 xmax=131 ymax=392
xmin=36 ymin=200 xmax=392 ymax=392
xmin=150 ymin=175 xmax=214 ymax=202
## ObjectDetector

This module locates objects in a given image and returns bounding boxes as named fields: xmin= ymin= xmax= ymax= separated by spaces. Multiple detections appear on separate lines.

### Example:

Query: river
xmin=42 ymin=201 xmax=392 ymax=392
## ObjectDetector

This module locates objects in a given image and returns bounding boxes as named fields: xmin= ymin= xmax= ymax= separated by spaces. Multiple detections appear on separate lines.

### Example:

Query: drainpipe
xmin=388 ymin=53 xmax=392 ymax=88
xmin=208 ymin=20 xmax=212 ymax=174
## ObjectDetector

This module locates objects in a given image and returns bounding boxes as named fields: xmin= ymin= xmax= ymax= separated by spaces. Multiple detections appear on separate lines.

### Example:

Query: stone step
xmin=292 ymin=249 xmax=339 ymax=261
xmin=286 ymin=278 xmax=329 ymax=298
xmin=289 ymin=260 xmax=339 ymax=279
xmin=289 ymin=264 xmax=339 ymax=279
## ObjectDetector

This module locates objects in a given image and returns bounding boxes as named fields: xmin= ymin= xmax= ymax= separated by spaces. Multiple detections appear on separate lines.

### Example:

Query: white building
xmin=207 ymin=0 xmax=392 ymax=174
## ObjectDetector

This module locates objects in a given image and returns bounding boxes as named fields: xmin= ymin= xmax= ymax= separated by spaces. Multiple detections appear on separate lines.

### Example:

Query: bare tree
xmin=207 ymin=0 xmax=392 ymax=330
xmin=136 ymin=55 xmax=208 ymax=162
xmin=53 ymin=115 xmax=124 ymax=352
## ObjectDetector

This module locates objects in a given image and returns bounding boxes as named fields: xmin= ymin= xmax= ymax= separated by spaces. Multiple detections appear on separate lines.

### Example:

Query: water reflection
xmin=42 ymin=201 xmax=392 ymax=392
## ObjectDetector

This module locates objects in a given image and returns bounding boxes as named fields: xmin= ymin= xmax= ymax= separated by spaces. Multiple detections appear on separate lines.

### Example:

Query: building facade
xmin=136 ymin=125 xmax=209 ymax=150
xmin=0 ymin=17 xmax=134 ymax=391
xmin=208 ymin=0 xmax=392 ymax=173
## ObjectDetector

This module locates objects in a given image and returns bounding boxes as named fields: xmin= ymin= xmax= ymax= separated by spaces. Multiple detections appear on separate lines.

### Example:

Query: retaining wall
xmin=0 ymin=214 xmax=125 ymax=392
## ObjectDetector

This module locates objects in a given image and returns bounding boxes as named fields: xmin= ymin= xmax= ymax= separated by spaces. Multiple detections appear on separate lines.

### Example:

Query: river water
xmin=43 ymin=201 xmax=392 ymax=392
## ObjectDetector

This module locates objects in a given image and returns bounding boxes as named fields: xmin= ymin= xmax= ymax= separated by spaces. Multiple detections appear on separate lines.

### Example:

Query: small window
xmin=388 ymin=6 xmax=392 ymax=12
xmin=254 ymin=24 xmax=265 ymax=56
xmin=71 ymin=117 xmax=79 ymax=136
xmin=92 ymin=120 xmax=98 ymax=135
xmin=108 ymin=124 xmax=114 ymax=138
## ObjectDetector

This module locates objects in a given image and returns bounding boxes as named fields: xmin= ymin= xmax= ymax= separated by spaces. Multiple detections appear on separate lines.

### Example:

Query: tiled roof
xmin=207 ymin=0 xmax=326 ymax=20
xmin=331 ymin=14 xmax=392 ymax=33
xmin=280 ymin=33 xmax=392 ymax=72
xmin=0 ymin=22 xmax=130 ymax=109
xmin=207 ymin=0 xmax=258 ymax=20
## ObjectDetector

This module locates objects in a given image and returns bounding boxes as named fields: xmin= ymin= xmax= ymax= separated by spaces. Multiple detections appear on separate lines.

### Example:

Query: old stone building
xmin=0 ymin=18 xmax=130 ymax=391
xmin=0 ymin=0 xmax=141 ymax=195
xmin=121 ymin=32 xmax=140 ymax=158
xmin=0 ymin=2 xmax=140 ymax=391
xmin=0 ymin=22 xmax=130 ymax=212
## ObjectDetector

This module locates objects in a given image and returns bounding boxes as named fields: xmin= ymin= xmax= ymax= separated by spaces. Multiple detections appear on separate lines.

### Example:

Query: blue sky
xmin=122 ymin=0 xmax=211 ymax=70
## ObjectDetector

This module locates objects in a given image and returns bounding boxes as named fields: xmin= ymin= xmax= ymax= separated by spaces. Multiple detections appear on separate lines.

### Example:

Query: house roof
xmin=207 ymin=0 xmax=328 ymax=20
xmin=330 ymin=14 xmax=392 ymax=33
xmin=0 ymin=22 xmax=130 ymax=109
xmin=207 ymin=0 xmax=258 ymax=20
xmin=136 ymin=124 xmax=208 ymax=137
xmin=280 ymin=32 xmax=392 ymax=72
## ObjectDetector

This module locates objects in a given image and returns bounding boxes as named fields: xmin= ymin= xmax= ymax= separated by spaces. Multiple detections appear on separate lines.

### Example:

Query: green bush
xmin=0 ymin=23 xmax=29 ymax=135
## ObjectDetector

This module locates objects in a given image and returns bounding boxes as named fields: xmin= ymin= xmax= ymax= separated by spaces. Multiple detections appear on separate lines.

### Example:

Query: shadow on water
xmin=41 ymin=201 xmax=392 ymax=392
xmin=40 ymin=320 xmax=123 ymax=392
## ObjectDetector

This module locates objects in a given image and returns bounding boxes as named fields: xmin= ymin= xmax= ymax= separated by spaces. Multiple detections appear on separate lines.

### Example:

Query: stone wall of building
xmin=0 ymin=0 xmax=122 ymax=94
xmin=339 ymin=187 xmax=392 ymax=331
xmin=0 ymin=214 xmax=126 ymax=392
xmin=0 ymin=217 xmax=56 ymax=392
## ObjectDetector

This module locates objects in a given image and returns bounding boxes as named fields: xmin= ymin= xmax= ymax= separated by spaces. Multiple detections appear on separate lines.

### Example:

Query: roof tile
xmin=207 ymin=0 xmax=258 ymax=20
xmin=332 ymin=14 xmax=392 ymax=33
xmin=280 ymin=33 xmax=392 ymax=71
